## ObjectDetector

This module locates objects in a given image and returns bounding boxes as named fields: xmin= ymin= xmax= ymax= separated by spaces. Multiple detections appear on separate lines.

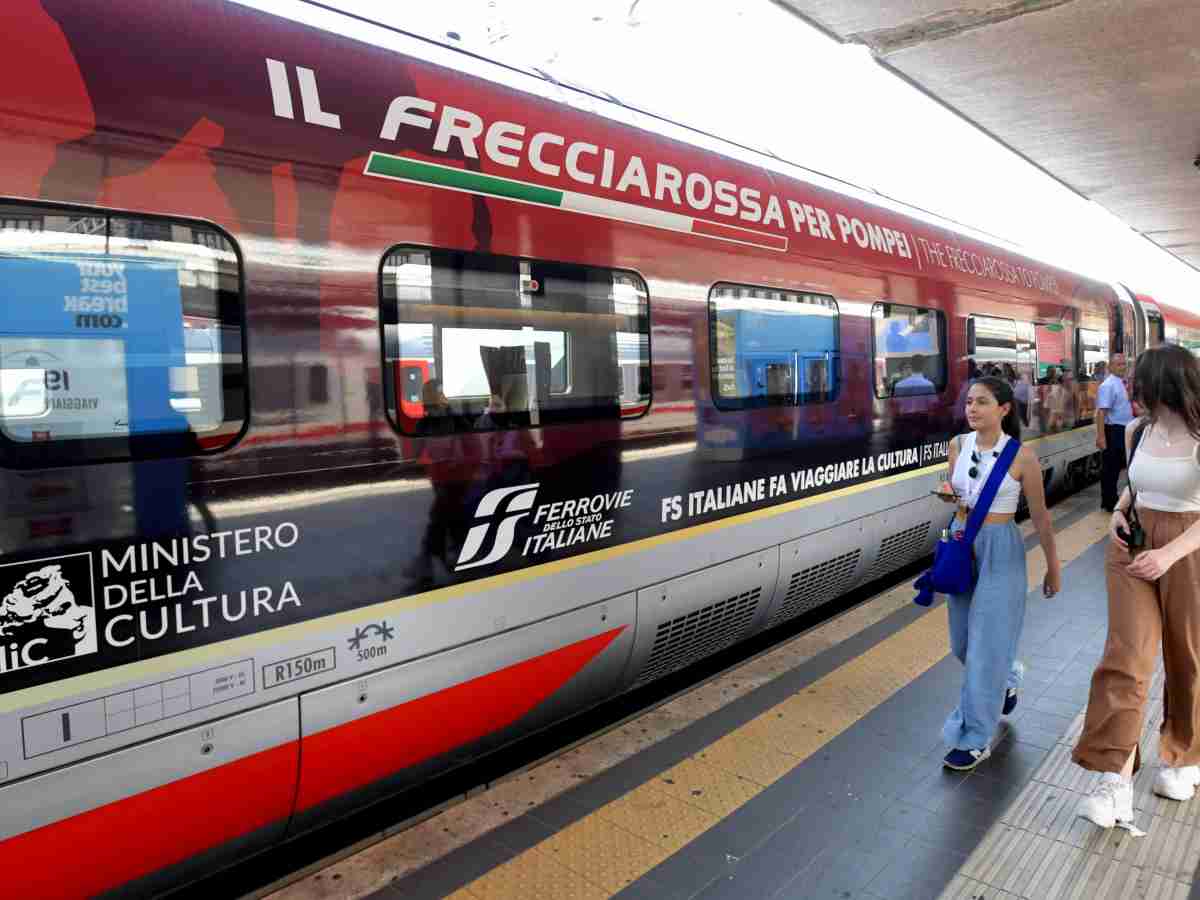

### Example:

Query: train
xmin=1 ymin=0 xmax=1197 ymax=895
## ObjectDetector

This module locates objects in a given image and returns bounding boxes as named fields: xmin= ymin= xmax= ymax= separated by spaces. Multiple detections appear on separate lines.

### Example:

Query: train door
xmin=1031 ymin=322 xmax=1070 ymax=433
xmin=965 ymin=315 xmax=1017 ymax=422
xmin=1120 ymin=296 xmax=1137 ymax=359
xmin=1073 ymin=326 xmax=1108 ymax=422
xmin=1015 ymin=321 xmax=1038 ymax=437
xmin=1138 ymin=296 xmax=1167 ymax=348
xmin=1147 ymin=309 xmax=1166 ymax=345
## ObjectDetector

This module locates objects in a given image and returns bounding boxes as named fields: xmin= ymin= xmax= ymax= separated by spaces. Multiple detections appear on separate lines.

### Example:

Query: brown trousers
xmin=1073 ymin=508 xmax=1200 ymax=773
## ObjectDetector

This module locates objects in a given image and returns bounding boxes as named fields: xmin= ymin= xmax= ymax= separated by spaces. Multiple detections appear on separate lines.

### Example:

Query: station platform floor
xmin=264 ymin=484 xmax=1200 ymax=900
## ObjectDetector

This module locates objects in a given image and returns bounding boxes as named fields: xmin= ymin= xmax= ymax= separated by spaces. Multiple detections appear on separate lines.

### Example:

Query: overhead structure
xmin=774 ymin=0 xmax=1200 ymax=271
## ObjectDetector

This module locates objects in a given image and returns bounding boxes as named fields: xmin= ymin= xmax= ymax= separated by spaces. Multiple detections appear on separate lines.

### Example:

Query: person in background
xmin=1014 ymin=368 xmax=1032 ymax=427
xmin=894 ymin=355 xmax=935 ymax=396
xmin=894 ymin=355 xmax=936 ymax=441
xmin=1045 ymin=371 xmax=1064 ymax=431
xmin=1075 ymin=345 xmax=1200 ymax=827
xmin=1096 ymin=353 xmax=1133 ymax=512
xmin=1037 ymin=366 xmax=1058 ymax=432
xmin=935 ymin=376 xmax=1061 ymax=771
xmin=411 ymin=379 xmax=473 ymax=587
xmin=1061 ymin=371 xmax=1078 ymax=426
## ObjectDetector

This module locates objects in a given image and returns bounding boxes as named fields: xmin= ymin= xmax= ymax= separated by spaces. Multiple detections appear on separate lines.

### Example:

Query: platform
xmin=261 ymin=484 xmax=1200 ymax=900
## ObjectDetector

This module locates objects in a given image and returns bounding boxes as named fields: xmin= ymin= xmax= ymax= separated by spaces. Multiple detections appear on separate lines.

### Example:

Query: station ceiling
xmin=774 ymin=0 xmax=1200 ymax=271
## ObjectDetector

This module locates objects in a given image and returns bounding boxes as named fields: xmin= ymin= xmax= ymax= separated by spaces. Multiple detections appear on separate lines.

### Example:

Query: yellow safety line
xmin=0 ymin=424 xmax=1095 ymax=714
xmin=448 ymin=508 xmax=1110 ymax=899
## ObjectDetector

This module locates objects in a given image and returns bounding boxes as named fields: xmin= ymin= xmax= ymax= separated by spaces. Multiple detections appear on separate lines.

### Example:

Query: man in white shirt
xmin=1096 ymin=354 xmax=1133 ymax=511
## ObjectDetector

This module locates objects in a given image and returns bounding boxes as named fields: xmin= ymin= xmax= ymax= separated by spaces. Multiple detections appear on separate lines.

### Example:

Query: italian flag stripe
xmin=364 ymin=152 xmax=787 ymax=253
xmin=366 ymin=152 xmax=564 ymax=205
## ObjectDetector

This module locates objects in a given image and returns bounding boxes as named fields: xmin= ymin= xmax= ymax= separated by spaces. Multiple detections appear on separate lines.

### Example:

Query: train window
xmin=708 ymin=284 xmax=838 ymax=410
xmin=1075 ymin=328 xmax=1109 ymax=380
xmin=1147 ymin=309 xmax=1166 ymax=347
xmin=871 ymin=303 xmax=946 ymax=398
xmin=309 ymin=366 xmax=330 ymax=405
xmin=380 ymin=247 xmax=649 ymax=434
xmin=0 ymin=203 xmax=245 ymax=467
xmin=966 ymin=315 xmax=1017 ymax=374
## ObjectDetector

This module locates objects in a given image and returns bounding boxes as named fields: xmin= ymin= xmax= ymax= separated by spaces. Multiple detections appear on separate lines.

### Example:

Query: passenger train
xmin=1 ymin=1 xmax=1197 ymax=895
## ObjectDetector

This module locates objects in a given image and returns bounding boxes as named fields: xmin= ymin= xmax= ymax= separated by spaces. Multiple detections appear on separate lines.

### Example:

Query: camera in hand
xmin=1117 ymin=509 xmax=1146 ymax=551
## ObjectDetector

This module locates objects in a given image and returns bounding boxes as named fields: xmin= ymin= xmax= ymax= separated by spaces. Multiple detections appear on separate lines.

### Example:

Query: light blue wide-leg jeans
xmin=942 ymin=520 xmax=1027 ymax=751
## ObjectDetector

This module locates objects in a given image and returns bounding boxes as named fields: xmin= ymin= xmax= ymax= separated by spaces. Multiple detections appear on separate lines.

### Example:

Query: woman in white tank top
xmin=1075 ymin=344 xmax=1200 ymax=829
xmin=935 ymin=376 xmax=1062 ymax=772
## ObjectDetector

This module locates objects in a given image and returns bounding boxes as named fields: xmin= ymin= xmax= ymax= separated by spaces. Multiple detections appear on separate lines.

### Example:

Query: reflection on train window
xmin=1075 ymin=328 xmax=1109 ymax=380
xmin=967 ymin=315 xmax=1017 ymax=373
xmin=708 ymin=283 xmax=838 ymax=410
xmin=871 ymin=303 xmax=946 ymax=398
xmin=1174 ymin=322 xmax=1200 ymax=358
xmin=1146 ymin=309 xmax=1166 ymax=347
xmin=380 ymin=247 xmax=650 ymax=434
xmin=1034 ymin=323 xmax=1069 ymax=381
xmin=440 ymin=328 xmax=568 ymax=397
xmin=0 ymin=203 xmax=245 ymax=466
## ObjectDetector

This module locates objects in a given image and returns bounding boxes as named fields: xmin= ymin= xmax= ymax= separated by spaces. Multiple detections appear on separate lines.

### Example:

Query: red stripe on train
xmin=0 ymin=741 xmax=299 ymax=900
xmin=295 ymin=626 xmax=626 ymax=812
xmin=0 ymin=628 xmax=624 ymax=897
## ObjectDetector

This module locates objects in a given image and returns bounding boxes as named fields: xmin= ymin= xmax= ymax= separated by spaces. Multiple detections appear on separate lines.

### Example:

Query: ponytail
xmin=974 ymin=375 xmax=1022 ymax=442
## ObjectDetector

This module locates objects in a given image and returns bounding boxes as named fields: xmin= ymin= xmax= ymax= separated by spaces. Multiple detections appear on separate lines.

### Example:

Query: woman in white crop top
xmin=934 ymin=376 xmax=1062 ymax=772
xmin=1076 ymin=344 xmax=1200 ymax=829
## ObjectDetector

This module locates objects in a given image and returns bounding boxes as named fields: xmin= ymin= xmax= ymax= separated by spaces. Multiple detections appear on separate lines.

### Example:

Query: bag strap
xmin=1126 ymin=421 xmax=1149 ymax=512
xmin=962 ymin=437 xmax=1021 ymax=545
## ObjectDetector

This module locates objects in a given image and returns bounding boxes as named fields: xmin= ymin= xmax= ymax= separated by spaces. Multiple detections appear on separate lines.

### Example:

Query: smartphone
xmin=931 ymin=489 xmax=959 ymax=500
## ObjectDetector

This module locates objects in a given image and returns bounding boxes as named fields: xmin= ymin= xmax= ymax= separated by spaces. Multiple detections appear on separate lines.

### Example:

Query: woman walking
xmin=938 ymin=376 xmax=1063 ymax=770
xmin=1075 ymin=345 xmax=1200 ymax=827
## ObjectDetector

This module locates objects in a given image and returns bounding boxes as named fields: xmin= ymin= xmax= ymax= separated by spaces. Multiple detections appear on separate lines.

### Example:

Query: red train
xmin=0 ymin=1 xmax=1192 ymax=895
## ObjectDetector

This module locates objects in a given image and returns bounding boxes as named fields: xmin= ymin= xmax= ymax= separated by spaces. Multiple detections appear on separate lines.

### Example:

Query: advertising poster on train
xmin=0 ymin=255 xmax=188 ymax=441
xmin=0 ymin=521 xmax=309 ymax=694
xmin=0 ymin=554 xmax=98 ymax=675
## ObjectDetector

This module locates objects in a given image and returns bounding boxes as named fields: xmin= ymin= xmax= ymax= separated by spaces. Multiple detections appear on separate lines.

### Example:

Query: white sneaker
xmin=1077 ymin=772 xmax=1134 ymax=828
xmin=1154 ymin=766 xmax=1200 ymax=801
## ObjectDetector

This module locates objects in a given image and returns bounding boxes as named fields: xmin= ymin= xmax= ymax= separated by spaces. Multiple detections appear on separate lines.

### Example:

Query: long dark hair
xmin=1132 ymin=344 xmax=1200 ymax=439
xmin=973 ymin=375 xmax=1022 ymax=442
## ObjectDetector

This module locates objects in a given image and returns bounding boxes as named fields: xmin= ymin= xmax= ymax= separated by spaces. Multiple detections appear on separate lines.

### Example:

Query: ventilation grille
xmin=768 ymin=550 xmax=862 ymax=628
xmin=864 ymin=522 xmax=931 ymax=582
xmin=634 ymin=588 xmax=762 ymax=687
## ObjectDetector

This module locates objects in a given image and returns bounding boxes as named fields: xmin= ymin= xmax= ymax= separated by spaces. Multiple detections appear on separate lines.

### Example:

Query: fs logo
xmin=455 ymin=483 xmax=540 ymax=571
xmin=0 ymin=554 xmax=98 ymax=675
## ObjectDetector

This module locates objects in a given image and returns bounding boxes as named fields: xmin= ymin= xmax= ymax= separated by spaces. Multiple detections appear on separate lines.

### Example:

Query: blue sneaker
xmin=1003 ymin=686 xmax=1019 ymax=715
xmin=944 ymin=745 xmax=992 ymax=771
xmin=1003 ymin=661 xmax=1024 ymax=715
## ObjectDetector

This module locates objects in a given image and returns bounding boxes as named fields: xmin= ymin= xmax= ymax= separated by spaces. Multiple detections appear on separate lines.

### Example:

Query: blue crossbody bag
xmin=914 ymin=437 xmax=1021 ymax=606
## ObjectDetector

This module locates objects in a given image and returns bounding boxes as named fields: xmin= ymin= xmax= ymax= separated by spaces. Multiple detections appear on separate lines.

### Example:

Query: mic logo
xmin=455 ymin=483 xmax=540 ymax=571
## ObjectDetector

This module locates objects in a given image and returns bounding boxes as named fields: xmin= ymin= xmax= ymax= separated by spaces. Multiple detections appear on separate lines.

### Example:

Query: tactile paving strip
xmin=944 ymin=661 xmax=1200 ymax=899
xmin=449 ymin=607 xmax=955 ymax=899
